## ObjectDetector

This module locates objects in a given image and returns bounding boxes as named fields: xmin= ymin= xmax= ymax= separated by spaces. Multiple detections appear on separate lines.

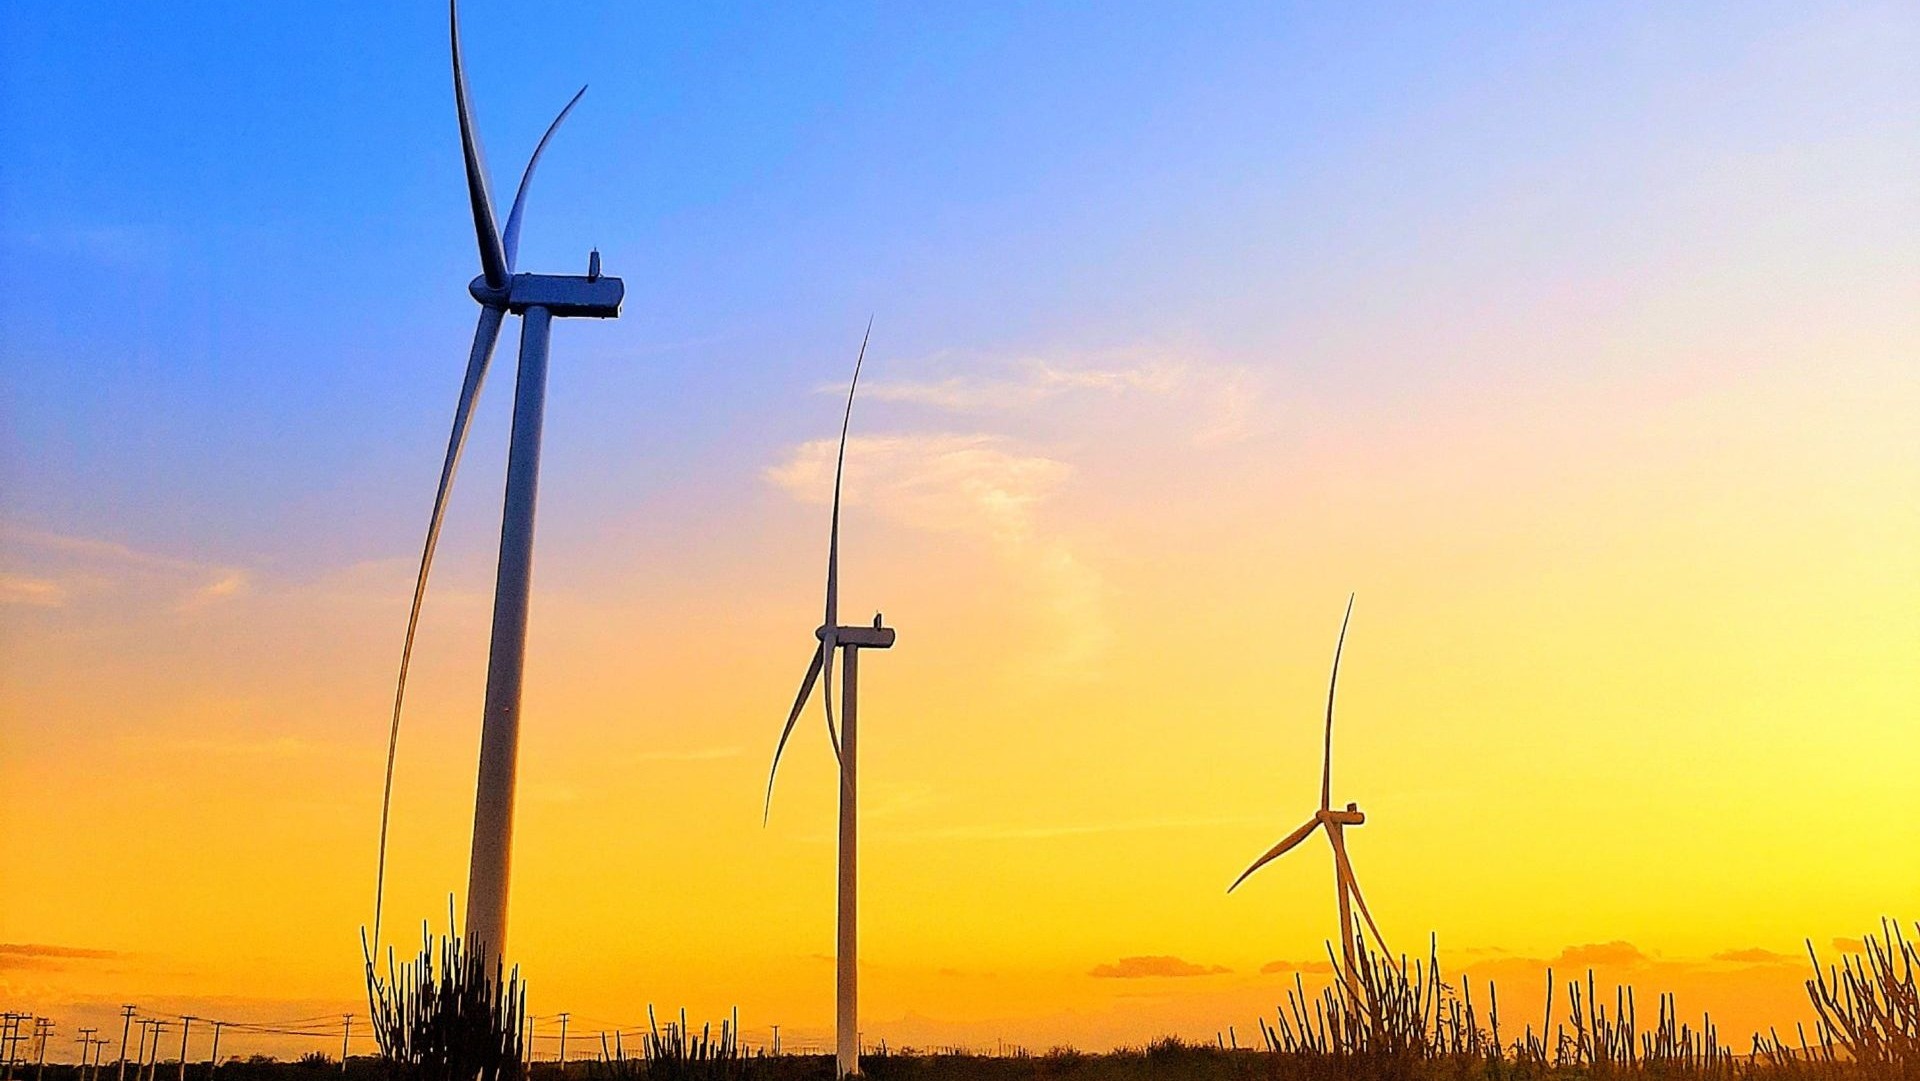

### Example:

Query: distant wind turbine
xmin=1228 ymin=595 xmax=1388 ymax=994
xmin=371 ymin=0 xmax=623 ymax=967
xmin=763 ymin=324 xmax=896 ymax=1080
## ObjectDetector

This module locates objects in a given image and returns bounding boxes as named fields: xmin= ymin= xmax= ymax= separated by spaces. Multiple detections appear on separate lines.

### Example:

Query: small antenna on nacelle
xmin=587 ymin=249 xmax=601 ymax=281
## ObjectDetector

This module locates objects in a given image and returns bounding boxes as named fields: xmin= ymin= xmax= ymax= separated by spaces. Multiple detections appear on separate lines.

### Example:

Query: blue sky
xmin=11 ymin=2 xmax=1911 ymax=575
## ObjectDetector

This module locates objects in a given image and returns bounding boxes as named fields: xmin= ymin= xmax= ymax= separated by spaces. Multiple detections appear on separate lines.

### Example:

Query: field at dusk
xmin=1 ymin=3 xmax=1914 ymax=1080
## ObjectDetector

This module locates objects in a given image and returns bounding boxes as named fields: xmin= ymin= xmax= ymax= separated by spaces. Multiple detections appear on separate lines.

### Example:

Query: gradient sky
xmin=3 ymin=0 xmax=1916 ymax=1062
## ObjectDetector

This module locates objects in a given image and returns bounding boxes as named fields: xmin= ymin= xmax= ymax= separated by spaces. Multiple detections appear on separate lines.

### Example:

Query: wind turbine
xmin=370 ymin=0 xmax=623 ymax=967
xmin=1228 ymin=595 xmax=1388 ymax=995
xmin=763 ymin=325 xmax=896 ymax=1080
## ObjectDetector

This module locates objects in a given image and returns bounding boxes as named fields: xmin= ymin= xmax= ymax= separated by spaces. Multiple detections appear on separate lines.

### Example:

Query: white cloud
xmin=1 ymin=525 xmax=248 ymax=612
xmin=767 ymin=433 xmax=1109 ymax=671
xmin=0 ymin=574 xmax=66 ymax=608
xmin=177 ymin=570 xmax=250 ymax=611
xmin=0 ymin=525 xmax=203 ymax=572
xmin=861 ymin=352 xmax=1258 ymax=446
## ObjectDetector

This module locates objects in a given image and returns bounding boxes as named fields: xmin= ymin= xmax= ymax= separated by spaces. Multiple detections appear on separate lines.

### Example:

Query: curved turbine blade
xmin=371 ymin=305 xmax=505 ymax=953
xmin=1320 ymin=593 xmax=1355 ymax=812
xmin=823 ymin=318 xmax=872 ymax=633
xmin=816 ymin=320 xmax=869 ymax=768
xmin=1330 ymin=829 xmax=1388 ymax=955
xmin=821 ymin=631 xmax=842 ymax=764
xmin=764 ymin=644 xmax=826 ymax=824
xmin=451 ymin=0 xmax=508 ymax=290
xmin=1227 ymin=815 xmax=1321 ymax=893
xmin=502 ymin=85 xmax=588 ymax=274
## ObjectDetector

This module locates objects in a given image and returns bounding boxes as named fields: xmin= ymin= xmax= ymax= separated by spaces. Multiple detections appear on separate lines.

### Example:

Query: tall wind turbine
xmin=1228 ymin=595 xmax=1388 ymax=995
xmin=371 ymin=0 xmax=623 ymax=967
xmin=763 ymin=326 xmax=896 ymax=1080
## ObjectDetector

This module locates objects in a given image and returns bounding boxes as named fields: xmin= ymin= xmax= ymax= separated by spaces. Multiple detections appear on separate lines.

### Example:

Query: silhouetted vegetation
xmin=18 ymin=924 xmax=1908 ymax=1081
xmin=589 ymin=1008 xmax=751 ymax=1081
xmin=363 ymin=921 xmax=528 ymax=1081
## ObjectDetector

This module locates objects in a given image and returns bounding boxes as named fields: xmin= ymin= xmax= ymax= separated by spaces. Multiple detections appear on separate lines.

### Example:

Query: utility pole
xmin=115 ymin=1009 xmax=135 ymax=1081
xmin=205 ymin=1024 xmax=222 ymax=1078
xmin=143 ymin=1023 xmax=165 ymax=1081
xmin=175 ymin=1020 xmax=192 ymax=1081
xmin=33 ymin=1018 xmax=52 ymax=1081
xmin=339 ymin=1016 xmax=351 ymax=1074
xmin=77 ymin=1029 xmax=97 ymax=1080
xmin=554 ymin=1014 xmax=568 ymax=1074
xmin=770 ymin=1026 xmax=780 ymax=1057
xmin=1 ymin=1013 xmax=22 ymax=1081
xmin=130 ymin=1023 xmax=149 ymax=1081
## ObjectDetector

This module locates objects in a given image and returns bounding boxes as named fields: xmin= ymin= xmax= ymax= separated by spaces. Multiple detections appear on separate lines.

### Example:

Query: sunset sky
xmin=2 ymin=1 xmax=1916 ymax=1062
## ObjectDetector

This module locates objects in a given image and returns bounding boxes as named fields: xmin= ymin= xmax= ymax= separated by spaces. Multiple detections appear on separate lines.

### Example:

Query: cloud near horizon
xmin=1260 ymin=959 xmax=1336 ymax=975
xmin=1089 ymin=956 xmax=1231 ymax=979
xmin=1555 ymin=941 xmax=1648 ymax=968
xmin=0 ymin=943 xmax=121 ymax=972
xmin=1711 ymin=948 xmax=1798 ymax=965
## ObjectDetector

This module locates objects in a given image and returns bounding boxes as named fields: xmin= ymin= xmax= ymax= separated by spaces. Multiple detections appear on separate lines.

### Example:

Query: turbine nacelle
xmin=1318 ymin=803 xmax=1364 ymax=827
xmin=817 ymin=621 xmax=896 ymax=650
xmin=467 ymin=271 xmax=624 ymax=318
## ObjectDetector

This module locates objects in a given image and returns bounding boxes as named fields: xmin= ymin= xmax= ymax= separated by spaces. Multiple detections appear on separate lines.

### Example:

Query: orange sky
xmin=4 ymin=1 xmax=1918 ymax=1066
xmin=4 ymin=327 xmax=1914 ymax=1058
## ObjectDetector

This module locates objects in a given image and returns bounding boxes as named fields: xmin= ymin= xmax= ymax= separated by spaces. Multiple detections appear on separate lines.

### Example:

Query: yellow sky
xmin=3 ymin=310 xmax=1914 ymax=1058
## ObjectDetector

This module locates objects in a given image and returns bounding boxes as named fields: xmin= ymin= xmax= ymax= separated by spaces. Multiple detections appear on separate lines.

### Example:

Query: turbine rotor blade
xmin=763 ymin=644 xmax=826 ymax=824
xmin=1320 ymin=593 xmax=1355 ymax=812
xmin=823 ymin=319 xmax=872 ymax=632
xmin=821 ymin=630 xmax=842 ymax=764
xmin=1331 ymin=829 xmax=1388 ymax=955
xmin=451 ymin=0 xmax=509 ymax=290
xmin=1227 ymin=815 xmax=1321 ymax=893
xmin=502 ymin=85 xmax=588 ymax=274
xmin=372 ymin=305 xmax=505 ymax=952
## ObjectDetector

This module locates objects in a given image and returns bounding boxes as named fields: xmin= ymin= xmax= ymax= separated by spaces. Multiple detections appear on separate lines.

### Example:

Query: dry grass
xmin=352 ymin=920 xmax=1913 ymax=1081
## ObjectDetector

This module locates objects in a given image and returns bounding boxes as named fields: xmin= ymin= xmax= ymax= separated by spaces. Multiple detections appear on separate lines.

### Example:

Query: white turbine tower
xmin=1228 ymin=595 xmax=1389 ymax=994
xmin=764 ymin=326 xmax=895 ymax=1080
xmin=370 ymin=0 xmax=623 ymax=967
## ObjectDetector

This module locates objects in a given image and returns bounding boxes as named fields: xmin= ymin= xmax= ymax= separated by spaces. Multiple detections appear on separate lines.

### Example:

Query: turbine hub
xmin=468 ymin=275 xmax=511 ymax=307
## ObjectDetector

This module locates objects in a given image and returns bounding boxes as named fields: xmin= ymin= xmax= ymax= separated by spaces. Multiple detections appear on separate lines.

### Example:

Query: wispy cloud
xmin=1711 ymin=947 xmax=1797 ymax=965
xmin=891 ymin=814 xmax=1264 ymax=843
xmin=0 ymin=944 xmax=119 ymax=959
xmin=861 ymin=352 xmax=1258 ymax=446
xmin=1555 ymin=941 xmax=1649 ymax=968
xmin=1 ymin=525 xmax=203 ymax=572
xmin=0 ymin=573 xmax=66 ymax=608
xmin=0 ymin=525 xmax=247 ymax=612
xmin=178 ymin=570 xmax=250 ymax=611
xmin=0 ymin=943 xmax=121 ymax=972
xmin=1260 ymin=959 xmax=1336 ymax=975
xmin=865 ymin=360 xmax=1184 ymax=411
xmin=767 ymin=433 xmax=1109 ymax=671
xmin=1090 ymin=956 xmax=1231 ymax=979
